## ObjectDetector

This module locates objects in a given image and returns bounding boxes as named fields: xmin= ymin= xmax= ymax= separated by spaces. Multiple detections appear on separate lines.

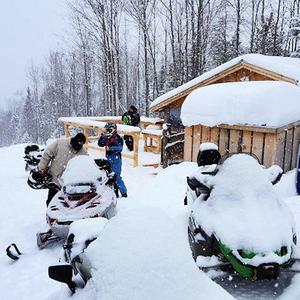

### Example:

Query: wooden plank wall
xmin=184 ymin=124 xmax=300 ymax=172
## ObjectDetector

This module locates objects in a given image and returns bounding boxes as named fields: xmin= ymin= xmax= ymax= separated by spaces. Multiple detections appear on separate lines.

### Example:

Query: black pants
xmin=124 ymin=135 xmax=134 ymax=151
xmin=46 ymin=187 xmax=59 ymax=207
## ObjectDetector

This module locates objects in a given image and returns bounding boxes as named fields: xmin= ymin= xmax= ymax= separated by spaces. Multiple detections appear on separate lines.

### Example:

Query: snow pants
xmin=107 ymin=153 xmax=127 ymax=195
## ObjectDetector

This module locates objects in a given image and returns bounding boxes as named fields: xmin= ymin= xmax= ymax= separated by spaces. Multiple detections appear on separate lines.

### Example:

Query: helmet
xmin=104 ymin=122 xmax=117 ymax=136
xmin=27 ymin=170 xmax=53 ymax=190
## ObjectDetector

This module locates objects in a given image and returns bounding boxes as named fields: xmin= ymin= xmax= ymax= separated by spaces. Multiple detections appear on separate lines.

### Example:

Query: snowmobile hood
xmin=192 ymin=154 xmax=295 ymax=255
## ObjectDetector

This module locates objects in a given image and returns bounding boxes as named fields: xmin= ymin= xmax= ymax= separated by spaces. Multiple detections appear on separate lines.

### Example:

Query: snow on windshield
xmin=193 ymin=154 xmax=294 ymax=253
xmin=61 ymin=155 xmax=105 ymax=185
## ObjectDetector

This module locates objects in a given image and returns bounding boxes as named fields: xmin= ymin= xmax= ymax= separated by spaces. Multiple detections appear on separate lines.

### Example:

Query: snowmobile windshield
xmin=192 ymin=153 xmax=294 ymax=254
xmin=219 ymin=152 xmax=260 ymax=165
xmin=64 ymin=183 xmax=96 ymax=195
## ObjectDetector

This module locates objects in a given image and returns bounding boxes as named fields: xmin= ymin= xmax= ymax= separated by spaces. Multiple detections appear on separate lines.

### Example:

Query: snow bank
xmin=61 ymin=156 xmax=105 ymax=185
xmin=181 ymin=81 xmax=300 ymax=127
xmin=150 ymin=53 xmax=300 ymax=109
xmin=192 ymin=154 xmax=294 ymax=257
xmin=86 ymin=205 xmax=233 ymax=300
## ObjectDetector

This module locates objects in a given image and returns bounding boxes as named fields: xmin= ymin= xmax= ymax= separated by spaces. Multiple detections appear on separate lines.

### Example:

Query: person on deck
xmin=122 ymin=105 xmax=140 ymax=151
xmin=98 ymin=122 xmax=127 ymax=198
xmin=38 ymin=133 xmax=88 ymax=206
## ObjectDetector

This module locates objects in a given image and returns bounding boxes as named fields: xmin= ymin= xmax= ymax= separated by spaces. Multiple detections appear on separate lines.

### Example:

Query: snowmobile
xmin=48 ymin=217 xmax=107 ymax=293
xmin=35 ymin=157 xmax=117 ymax=249
xmin=24 ymin=144 xmax=43 ymax=171
xmin=186 ymin=143 xmax=297 ymax=280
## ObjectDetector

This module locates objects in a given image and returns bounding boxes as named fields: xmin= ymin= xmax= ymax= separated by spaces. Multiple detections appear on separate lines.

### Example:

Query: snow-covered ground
xmin=1 ymin=144 xmax=300 ymax=299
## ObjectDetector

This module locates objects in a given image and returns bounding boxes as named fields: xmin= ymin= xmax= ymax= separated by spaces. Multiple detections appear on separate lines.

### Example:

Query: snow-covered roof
xmin=150 ymin=54 xmax=300 ymax=111
xmin=181 ymin=81 xmax=300 ymax=128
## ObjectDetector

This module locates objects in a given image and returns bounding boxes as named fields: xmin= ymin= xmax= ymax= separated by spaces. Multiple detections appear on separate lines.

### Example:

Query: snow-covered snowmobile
xmin=48 ymin=218 xmax=107 ymax=293
xmin=186 ymin=143 xmax=297 ymax=280
xmin=27 ymin=155 xmax=117 ymax=249
xmin=24 ymin=144 xmax=43 ymax=171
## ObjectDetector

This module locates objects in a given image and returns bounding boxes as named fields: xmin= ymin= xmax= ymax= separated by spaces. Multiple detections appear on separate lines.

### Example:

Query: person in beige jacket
xmin=39 ymin=133 xmax=88 ymax=206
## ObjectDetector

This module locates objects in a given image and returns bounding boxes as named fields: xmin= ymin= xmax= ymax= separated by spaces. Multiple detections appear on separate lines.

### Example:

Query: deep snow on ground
xmin=0 ymin=145 xmax=231 ymax=300
xmin=1 ymin=144 xmax=300 ymax=300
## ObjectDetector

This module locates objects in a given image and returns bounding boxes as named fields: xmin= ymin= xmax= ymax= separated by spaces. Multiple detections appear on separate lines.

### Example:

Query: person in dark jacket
xmin=98 ymin=122 xmax=127 ymax=197
xmin=122 ymin=105 xmax=140 ymax=151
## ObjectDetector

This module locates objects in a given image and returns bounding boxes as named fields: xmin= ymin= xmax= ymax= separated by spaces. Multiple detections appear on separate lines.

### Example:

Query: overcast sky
xmin=0 ymin=0 xmax=69 ymax=109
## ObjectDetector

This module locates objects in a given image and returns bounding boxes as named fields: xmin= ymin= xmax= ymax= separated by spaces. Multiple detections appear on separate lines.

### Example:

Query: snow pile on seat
xmin=61 ymin=155 xmax=104 ymax=185
xmin=193 ymin=154 xmax=294 ymax=256
xmin=200 ymin=142 xmax=218 ymax=151
xmin=181 ymin=81 xmax=300 ymax=127
xmin=85 ymin=205 xmax=233 ymax=300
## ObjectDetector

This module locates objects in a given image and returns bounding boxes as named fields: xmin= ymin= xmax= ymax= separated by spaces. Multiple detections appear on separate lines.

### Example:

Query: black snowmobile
xmin=24 ymin=144 xmax=43 ymax=171
xmin=186 ymin=143 xmax=297 ymax=280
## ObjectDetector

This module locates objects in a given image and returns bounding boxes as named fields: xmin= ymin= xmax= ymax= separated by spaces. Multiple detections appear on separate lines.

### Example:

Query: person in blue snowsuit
xmin=98 ymin=122 xmax=127 ymax=197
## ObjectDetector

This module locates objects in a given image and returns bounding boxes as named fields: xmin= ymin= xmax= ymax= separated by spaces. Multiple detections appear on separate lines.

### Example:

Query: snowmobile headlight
xmin=238 ymin=249 xmax=256 ymax=259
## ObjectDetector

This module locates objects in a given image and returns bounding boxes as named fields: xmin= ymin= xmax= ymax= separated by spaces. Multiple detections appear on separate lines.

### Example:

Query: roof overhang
xmin=150 ymin=61 xmax=297 ymax=112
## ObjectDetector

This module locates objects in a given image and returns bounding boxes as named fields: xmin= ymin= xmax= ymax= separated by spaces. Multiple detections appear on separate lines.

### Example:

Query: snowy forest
xmin=1 ymin=0 xmax=300 ymax=146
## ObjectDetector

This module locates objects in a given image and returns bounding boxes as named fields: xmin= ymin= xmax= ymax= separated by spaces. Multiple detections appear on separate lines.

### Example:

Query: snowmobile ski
xmin=6 ymin=243 xmax=22 ymax=261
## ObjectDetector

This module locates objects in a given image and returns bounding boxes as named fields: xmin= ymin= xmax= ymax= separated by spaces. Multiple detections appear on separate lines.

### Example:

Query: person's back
xmin=122 ymin=105 xmax=140 ymax=151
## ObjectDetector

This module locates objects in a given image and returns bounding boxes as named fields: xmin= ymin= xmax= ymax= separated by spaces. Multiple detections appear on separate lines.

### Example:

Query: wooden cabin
xmin=181 ymin=81 xmax=300 ymax=172
xmin=151 ymin=54 xmax=300 ymax=168
xmin=150 ymin=54 xmax=300 ymax=129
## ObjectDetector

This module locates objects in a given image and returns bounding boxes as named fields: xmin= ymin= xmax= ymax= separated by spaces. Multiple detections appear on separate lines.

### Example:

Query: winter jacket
xmin=98 ymin=133 xmax=127 ymax=194
xmin=98 ymin=134 xmax=123 ymax=157
xmin=122 ymin=111 xmax=140 ymax=127
xmin=38 ymin=138 xmax=88 ymax=186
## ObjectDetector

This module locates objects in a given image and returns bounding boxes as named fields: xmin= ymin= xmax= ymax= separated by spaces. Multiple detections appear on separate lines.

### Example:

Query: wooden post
xmin=133 ymin=133 xmax=139 ymax=167
xmin=184 ymin=126 xmax=193 ymax=161
xmin=83 ymin=127 xmax=89 ymax=144
xmin=64 ymin=123 xmax=70 ymax=138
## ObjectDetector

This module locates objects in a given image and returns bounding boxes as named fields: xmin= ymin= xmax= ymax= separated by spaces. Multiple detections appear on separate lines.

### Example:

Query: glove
xmin=106 ymin=150 xmax=113 ymax=156
xmin=39 ymin=169 xmax=46 ymax=177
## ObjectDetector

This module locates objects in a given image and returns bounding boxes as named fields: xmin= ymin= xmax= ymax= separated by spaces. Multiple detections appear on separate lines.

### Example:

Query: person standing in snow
xmin=122 ymin=105 xmax=140 ymax=151
xmin=98 ymin=122 xmax=127 ymax=198
xmin=38 ymin=133 xmax=88 ymax=206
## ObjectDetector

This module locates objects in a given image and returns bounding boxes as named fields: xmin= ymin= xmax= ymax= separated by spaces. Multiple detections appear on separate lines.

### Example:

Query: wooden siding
xmin=184 ymin=123 xmax=300 ymax=172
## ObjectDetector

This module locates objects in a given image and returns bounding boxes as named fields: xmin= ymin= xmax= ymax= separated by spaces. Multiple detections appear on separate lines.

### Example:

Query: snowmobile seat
xmin=94 ymin=158 xmax=112 ymax=173
xmin=197 ymin=149 xmax=221 ymax=167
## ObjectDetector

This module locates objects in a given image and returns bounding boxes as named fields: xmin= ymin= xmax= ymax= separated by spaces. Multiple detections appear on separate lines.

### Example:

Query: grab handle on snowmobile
xmin=6 ymin=243 xmax=22 ymax=261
